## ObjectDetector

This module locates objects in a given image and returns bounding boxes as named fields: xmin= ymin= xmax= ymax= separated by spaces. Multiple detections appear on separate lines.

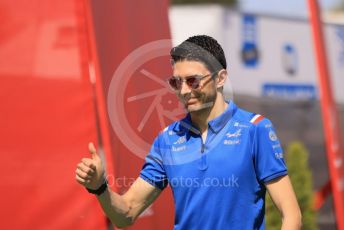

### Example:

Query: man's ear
xmin=216 ymin=69 xmax=228 ymax=89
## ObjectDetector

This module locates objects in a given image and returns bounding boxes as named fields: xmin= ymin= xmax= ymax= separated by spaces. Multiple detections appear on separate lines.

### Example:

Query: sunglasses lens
xmin=186 ymin=77 xmax=200 ymax=89
xmin=168 ymin=76 xmax=203 ymax=90
xmin=168 ymin=78 xmax=181 ymax=90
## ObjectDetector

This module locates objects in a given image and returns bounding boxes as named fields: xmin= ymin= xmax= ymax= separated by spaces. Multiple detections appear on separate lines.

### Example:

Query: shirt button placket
xmin=198 ymin=138 xmax=208 ymax=171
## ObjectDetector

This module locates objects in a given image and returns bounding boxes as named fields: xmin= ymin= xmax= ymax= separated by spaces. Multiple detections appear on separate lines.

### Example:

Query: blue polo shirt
xmin=140 ymin=101 xmax=287 ymax=230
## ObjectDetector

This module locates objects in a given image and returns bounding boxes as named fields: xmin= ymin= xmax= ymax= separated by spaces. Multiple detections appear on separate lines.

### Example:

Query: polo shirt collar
xmin=173 ymin=100 xmax=237 ymax=135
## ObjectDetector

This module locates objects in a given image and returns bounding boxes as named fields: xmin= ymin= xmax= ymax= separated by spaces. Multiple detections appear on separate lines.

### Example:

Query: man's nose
xmin=179 ymin=80 xmax=191 ymax=95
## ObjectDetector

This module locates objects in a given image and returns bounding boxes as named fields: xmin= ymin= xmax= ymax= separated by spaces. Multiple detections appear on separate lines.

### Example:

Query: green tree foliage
xmin=265 ymin=142 xmax=317 ymax=229
xmin=171 ymin=0 xmax=236 ymax=6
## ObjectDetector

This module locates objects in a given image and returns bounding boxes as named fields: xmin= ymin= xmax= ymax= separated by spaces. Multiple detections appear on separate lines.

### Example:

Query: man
xmin=75 ymin=35 xmax=302 ymax=229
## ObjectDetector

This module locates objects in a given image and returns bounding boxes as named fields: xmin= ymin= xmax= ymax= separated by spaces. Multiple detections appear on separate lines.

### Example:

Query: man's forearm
xmin=97 ymin=188 xmax=133 ymax=228
xmin=281 ymin=213 xmax=302 ymax=230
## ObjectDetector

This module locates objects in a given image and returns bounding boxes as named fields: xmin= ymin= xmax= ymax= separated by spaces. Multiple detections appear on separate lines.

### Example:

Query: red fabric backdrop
xmin=88 ymin=0 xmax=176 ymax=229
xmin=0 ymin=0 xmax=107 ymax=229
xmin=0 ymin=0 xmax=174 ymax=229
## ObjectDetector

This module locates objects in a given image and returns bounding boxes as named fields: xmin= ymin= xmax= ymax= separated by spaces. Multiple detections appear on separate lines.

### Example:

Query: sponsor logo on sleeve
xmin=269 ymin=130 xmax=278 ymax=141
xmin=265 ymin=124 xmax=272 ymax=128
xmin=275 ymin=152 xmax=284 ymax=159
xmin=272 ymin=144 xmax=281 ymax=149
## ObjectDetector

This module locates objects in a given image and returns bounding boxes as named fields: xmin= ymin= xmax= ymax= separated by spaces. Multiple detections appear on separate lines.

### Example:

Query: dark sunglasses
xmin=167 ymin=73 xmax=216 ymax=91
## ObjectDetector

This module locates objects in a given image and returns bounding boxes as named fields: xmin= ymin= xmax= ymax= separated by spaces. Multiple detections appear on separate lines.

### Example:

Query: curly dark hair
xmin=170 ymin=35 xmax=227 ymax=73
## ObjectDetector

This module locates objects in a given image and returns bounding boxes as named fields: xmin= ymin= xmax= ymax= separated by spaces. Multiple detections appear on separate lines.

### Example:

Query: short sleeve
xmin=139 ymin=136 xmax=168 ymax=190
xmin=253 ymin=118 xmax=287 ymax=184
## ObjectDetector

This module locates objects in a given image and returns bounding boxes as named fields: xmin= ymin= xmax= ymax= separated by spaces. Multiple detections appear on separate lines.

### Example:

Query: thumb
xmin=88 ymin=142 xmax=98 ymax=158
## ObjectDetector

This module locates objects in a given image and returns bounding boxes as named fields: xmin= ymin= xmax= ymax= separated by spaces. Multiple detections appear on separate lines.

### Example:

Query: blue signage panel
xmin=262 ymin=83 xmax=317 ymax=100
xmin=241 ymin=14 xmax=259 ymax=68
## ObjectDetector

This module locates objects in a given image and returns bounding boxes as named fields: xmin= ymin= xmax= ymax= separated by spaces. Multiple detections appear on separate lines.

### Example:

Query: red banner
xmin=87 ymin=0 xmax=175 ymax=229
xmin=0 ymin=0 xmax=106 ymax=229
xmin=0 ymin=0 xmax=175 ymax=228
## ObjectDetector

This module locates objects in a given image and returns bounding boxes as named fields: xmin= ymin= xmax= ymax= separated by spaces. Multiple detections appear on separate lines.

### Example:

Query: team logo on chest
xmin=224 ymin=129 xmax=242 ymax=145
xmin=172 ymin=136 xmax=187 ymax=152
xmin=174 ymin=136 xmax=186 ymax=145
xmin=226 ymin=129 xmax=242 ymax=138
xmin=172 ymin=145 xmax=186 ymax=152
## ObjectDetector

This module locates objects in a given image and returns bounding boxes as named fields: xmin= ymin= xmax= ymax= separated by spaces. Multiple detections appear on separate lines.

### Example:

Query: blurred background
xmin=0 ymin=0 xmax=343 ymax=229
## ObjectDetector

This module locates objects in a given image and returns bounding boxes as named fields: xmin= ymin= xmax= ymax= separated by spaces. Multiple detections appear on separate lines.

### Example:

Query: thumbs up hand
xmin=75 ymin=142 xmax=105 ymax=190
